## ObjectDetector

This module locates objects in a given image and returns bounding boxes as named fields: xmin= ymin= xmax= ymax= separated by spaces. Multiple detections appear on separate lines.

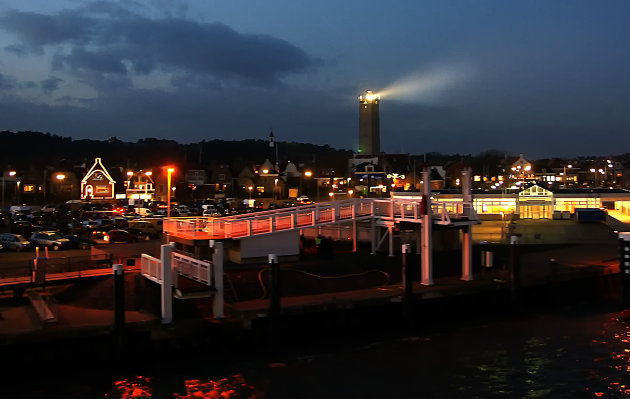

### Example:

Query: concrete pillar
xmin=461 ymin=226 xmax=473 ymax=281
xmin=421 ymin=169 xmax=434 ymax=285
xmin=212 ymin=241 xmax=224 ymax=319
xmin=160 ymin=243 xmax=174 ymax=324
xmin=388 ymin=225 xmax=394 ymax=257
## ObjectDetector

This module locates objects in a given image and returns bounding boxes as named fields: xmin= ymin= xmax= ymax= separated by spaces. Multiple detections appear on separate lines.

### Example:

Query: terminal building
xmin=393 ymin=183 xmax=630 ymax=220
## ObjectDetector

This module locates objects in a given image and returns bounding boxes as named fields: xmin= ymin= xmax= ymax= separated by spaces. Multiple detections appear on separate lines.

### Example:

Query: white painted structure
xmin=141 ymin=242 xmax=225 ymax=322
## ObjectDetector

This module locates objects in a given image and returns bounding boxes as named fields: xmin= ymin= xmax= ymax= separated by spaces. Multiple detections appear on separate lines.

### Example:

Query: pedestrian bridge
xmin=163 ymin=197 xmax=479 ymax=241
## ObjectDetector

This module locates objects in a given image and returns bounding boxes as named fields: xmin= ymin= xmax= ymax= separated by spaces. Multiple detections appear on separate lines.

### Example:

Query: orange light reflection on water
xmin=108 ymin=376 xmax=152 ymax=398
xmin=175 ymin=375 xmax=257 ymax=399
xmin=107 ymin=374 xmax=257 ymax=399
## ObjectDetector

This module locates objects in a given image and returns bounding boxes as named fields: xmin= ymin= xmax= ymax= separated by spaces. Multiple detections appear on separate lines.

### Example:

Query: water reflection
xmin=106 ymin=374 xmax=257 ymax=399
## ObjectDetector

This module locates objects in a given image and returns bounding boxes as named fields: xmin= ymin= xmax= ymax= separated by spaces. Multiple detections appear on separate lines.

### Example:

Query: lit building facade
xmin=393 ymin=183 xmax=630 ymax=220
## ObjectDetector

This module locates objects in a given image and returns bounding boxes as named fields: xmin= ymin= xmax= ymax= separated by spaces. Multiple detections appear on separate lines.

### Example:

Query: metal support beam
xmin=388 ymin=225 xmax=394 ymax=257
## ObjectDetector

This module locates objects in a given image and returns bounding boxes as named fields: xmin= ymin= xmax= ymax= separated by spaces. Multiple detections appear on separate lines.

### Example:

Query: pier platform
xmin=0 ymin=236 xmax=619 ymax=347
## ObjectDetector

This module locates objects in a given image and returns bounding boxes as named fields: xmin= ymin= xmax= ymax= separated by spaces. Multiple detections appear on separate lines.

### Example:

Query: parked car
xmin=103 ymin=229 xmax=141 ymax=243
xmin=29 ymin=231 xmax=71 ymax=251
xmin=10 ymin=220 xmax=40 ymax=236
xmin=127 ymin=220 xmax=162 ymax=237
xmin=126 ymin=228 xmax=151 ymax=241
xmin=0 ymin=233 xmax=32 ymax=251
xmin=63 ymin=234 xmax=97 ymax=250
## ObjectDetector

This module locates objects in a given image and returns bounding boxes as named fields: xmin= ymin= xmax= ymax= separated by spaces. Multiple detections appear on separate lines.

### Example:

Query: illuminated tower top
xmin=358 ymin=90 xmax=380 ymax=155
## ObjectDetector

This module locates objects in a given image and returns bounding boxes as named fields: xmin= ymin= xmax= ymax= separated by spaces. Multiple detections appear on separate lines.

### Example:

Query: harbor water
xmin=8 ymin=289 xmax=630 ymax=399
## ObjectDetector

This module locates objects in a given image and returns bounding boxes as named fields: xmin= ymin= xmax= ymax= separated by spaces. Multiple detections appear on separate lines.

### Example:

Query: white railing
xmin=141 ymin=254 xmax=162 ymax=284
xmin=172 ymin=252 xmax=212 ymax=286
xmin=163 ymin=197 xmax=477 ymax=239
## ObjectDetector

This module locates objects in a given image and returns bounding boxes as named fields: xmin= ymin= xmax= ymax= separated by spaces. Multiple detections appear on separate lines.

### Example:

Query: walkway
xmin=163 ymin=198 xmax=478 ymax=241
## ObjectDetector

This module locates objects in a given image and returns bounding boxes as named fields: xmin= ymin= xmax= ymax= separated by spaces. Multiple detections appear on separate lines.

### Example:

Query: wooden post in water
xmin=402 ymin=244 xmax=413 ymax=318
xmin=618 ymin=233 xmax=630 ymax=307
xmin=113 ymin=263 xmax=125 ymax=345
xmin=510 ymin=235 xmax=520 ymax=303
xmin=268 ymin=254 xmax=280 ymax=319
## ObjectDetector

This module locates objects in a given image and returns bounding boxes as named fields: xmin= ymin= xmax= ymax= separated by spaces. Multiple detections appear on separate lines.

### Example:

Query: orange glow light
xmin=56 ymin=174 xmax=65 ymax=180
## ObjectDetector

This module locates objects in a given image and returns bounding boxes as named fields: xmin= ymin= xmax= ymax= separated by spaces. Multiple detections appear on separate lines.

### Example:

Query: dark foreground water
xmin=12 ymin=299 xmax=630 ymax=399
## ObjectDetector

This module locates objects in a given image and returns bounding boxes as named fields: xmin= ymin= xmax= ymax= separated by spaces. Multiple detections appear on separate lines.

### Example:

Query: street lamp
xmin=144 ymin=171 xmax=152 ymax=201
xmin=167 ymin=168 xmax=175 ymax=218
xmin=563 ymin=164 xmax=572 ymax=188
xmin=2 ymin=170 xmax=16 ymax=208
xmin=248 ymin=185 xmax=253 ymax=200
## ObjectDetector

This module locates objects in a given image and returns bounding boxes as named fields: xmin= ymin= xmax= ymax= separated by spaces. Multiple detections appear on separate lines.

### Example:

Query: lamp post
xmin=144 ymin=171 xmax=152 ymax=201
xmin=167 ymin=168 xmax=174 ymax=218
xmin=563 ymin=164 xmax=572 ymax=188
xmin=55 ymin=173 xmax=66 ymax=201
xmin=248 ymin=185 xmax=253 ymax=201
xmin=1 ymin=170 xmax=16 ymax=208
xmin=302 ymin=170 xmax=312 ymax=198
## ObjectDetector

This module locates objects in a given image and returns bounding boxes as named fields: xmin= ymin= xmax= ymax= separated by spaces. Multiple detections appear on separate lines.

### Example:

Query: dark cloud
xmin=0 ymin=73 xmax=17 ymax=89
xmin=0 ymin=4 xmax=318 ymax=88
xmin=41 ymin=76 xmax=63 ymax=94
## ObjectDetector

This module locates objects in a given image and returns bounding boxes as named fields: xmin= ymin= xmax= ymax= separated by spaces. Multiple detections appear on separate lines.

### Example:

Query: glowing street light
xmin=167 ymin=168 xmax=175 ymax=218
xmin=248 ymin=185 xmax=253 ymax=200
xmin=2 ymin=170 xmax=17 ymax=208
xmin=56 ymin=173 xmax=65 ymax=180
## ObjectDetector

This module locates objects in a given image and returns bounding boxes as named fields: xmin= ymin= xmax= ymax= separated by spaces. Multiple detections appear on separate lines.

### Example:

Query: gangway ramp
xmin=163 ymin=198 xmax=479 ymax=241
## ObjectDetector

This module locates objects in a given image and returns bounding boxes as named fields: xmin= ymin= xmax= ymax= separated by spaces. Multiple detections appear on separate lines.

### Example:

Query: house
xmin=80 ymin=158 xmax=115 ymax=200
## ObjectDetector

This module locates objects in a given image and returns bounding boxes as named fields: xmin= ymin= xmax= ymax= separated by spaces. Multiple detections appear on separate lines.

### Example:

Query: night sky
xmin=0 ymin=1 xmax=628 ymax=158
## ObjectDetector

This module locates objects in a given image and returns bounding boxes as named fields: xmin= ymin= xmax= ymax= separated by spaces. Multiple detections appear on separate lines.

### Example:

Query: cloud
xmin=40 ymin=76 xmax=63 ymax=94
xmin=0 ymin=4 xmax=318 ymax=90
xmin=0 ymin=73 xmax=17 ymax=89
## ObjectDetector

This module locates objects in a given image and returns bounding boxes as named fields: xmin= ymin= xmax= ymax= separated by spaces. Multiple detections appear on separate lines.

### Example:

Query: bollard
xmin=113 ymin=263 xmax=125 ymax=346
xmin=618 ymin=233 xmax=630 ymax=307
xmin=401 ymin=244 xmax=413 ymax=318
xmin=510 ymin=235 xmax=520 ymax=304
xmin=268 ymin=254 xmax=280 ymax=320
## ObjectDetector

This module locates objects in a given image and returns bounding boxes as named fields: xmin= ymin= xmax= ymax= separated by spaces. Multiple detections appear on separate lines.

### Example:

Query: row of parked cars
xmin=0 ymin=231 xmax=96 ymax=252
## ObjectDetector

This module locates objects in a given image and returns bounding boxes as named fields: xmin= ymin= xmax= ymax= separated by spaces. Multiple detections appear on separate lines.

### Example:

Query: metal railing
xmin=163 ymin=197 xmax=479 ymax=240
xmin=0 ymin=253 xmax=114 ymax=287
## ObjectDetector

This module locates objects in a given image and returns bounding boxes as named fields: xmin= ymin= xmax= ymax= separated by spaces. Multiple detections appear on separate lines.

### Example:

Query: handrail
xmin=163 ymin=197 xmax=478 ymax=240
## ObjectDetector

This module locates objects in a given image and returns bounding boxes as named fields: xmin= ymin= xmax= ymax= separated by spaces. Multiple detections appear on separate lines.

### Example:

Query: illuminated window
xmin=23 ymin=185 xmax=35 ymax=192
xmin=257 ymin=186 xmax=264 ymax=193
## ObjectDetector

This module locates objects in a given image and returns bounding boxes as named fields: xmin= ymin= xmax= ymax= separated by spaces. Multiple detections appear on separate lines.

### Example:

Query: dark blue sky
xmin=0 ymin=0 xmax=628 ymax=158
